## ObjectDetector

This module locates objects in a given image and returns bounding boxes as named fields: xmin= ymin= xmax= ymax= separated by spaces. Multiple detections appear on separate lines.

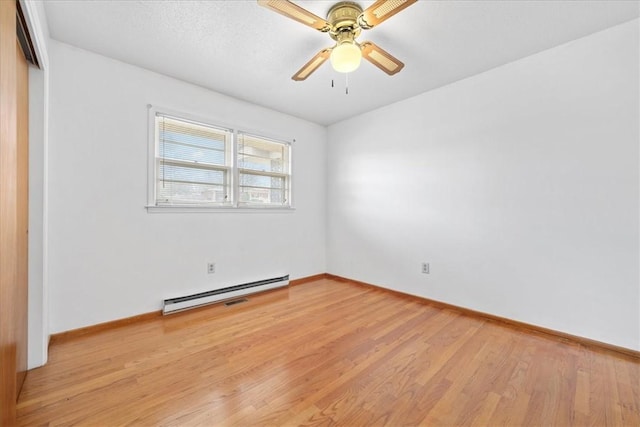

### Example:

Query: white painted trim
xmin=146 ymin=206 xmax=295 ymax=214
xmin=232 ymin=129 xmax=239 ymax=206
xmin=19 ymin=0 xmax=49 ymax=69
xmin=21 ymin=0 xmax=50 ymax=368
xmin=146 ymin=104 xmax=156 ymax=207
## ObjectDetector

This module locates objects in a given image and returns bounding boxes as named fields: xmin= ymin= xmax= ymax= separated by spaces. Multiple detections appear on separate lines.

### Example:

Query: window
xmin=155 ymin=114 xmax=232 ymax=206
xmin=238 ymin=133 xmax=290 ymax=206
xmin=149 ymin=109 xmax=292 ymax=210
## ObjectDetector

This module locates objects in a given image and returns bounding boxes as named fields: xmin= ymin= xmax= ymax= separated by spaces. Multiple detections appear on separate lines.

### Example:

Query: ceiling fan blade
xmin=357 ymin=0 xmax=418 ymax=29
xmin=292 ymin=48 xmax=331 ymax=81
xmin=361 ymin=41 xmax=405 ymax=76
xmin=257 ymin=0 xmax=330 ymax=32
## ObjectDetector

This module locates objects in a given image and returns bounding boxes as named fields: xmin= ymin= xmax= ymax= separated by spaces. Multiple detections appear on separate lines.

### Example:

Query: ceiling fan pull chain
xmin=345 ymin=73 xmax=349 ymax=95
xmin=331 ymin=79 xmax=334 ymax=88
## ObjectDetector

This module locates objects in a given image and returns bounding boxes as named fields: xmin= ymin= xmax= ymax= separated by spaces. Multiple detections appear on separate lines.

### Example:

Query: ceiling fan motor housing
xmin=328 ymin=2 xmax=363 ymax=40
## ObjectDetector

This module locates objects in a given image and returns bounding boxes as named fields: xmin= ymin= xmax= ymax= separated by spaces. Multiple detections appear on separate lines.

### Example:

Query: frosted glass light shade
xmin=330 ymin=42 xmax=362 ymax=73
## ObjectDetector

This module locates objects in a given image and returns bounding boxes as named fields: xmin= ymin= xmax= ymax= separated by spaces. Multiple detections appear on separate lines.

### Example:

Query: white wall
xmin=327 ymin=20 xmax=639 ymax=350
xmin=48 ymin=41 xmax=326 ymax=333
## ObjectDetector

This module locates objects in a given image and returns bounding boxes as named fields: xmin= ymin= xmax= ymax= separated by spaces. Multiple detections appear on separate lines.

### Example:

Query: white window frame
xmin=237 ymin=131 xmax=292 ymax=208
xmin=146 ymin=105 xmax=294 ymax=212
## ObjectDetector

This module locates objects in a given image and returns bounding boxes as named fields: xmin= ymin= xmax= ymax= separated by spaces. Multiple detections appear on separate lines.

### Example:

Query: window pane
xmin=159 ymin=163 xmax=225 ymax=185
xmin=158 ymin=116 xmax=227 ymax=151
xmin=238 ymin=154 xmax=283 ymax=173
xmin=160 ymin=142 xmax=225 ymax=165
xmin=239 ymin=173 xmax=286 ymax=204
xmin=157 ymin=181 xmax=227 ymax=204
xmin=155 ymin=113 xmax=231 ymax=206
xmin=239 ymin=186 xmax=285 ymax=205
xmin=239 ymin=174 xmax=283 ymax=189
xmin=238 ymin=134 xmax=288 ymax=173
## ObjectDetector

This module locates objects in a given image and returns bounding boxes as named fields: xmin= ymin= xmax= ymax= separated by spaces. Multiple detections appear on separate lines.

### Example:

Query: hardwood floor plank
xmin=614 ymin=357 xmax=640 ymax=425
xmin=472 ymin=391 xmax=501 ymax=426
xmin=17 ymin=278 xmax=640 ymax=426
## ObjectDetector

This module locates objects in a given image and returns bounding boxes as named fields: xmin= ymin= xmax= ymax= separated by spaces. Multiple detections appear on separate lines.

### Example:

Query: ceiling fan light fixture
xmin=330 ymin=41 xmax=362 ymax=73
xmin=258 ymin=0 xmax=417 ymax=80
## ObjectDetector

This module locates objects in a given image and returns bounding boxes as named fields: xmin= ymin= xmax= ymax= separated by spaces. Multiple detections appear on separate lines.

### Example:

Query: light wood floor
xmin=17 ymin=278 xmax=640 ymax=426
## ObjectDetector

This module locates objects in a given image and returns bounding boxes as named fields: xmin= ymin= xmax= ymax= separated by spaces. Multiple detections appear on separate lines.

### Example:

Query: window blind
xmin=156 ymin=114 xmax=232 ymax=205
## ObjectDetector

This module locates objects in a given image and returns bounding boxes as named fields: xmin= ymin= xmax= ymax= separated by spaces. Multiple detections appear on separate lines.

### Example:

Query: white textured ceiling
xmin=43 ymin=0 xmax=639 ymax=126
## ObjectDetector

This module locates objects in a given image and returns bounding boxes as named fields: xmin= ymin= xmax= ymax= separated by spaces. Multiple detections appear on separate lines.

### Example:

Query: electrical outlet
xmin=207 ymin=263 xmax=216 ymax=274
xmin=421 ymin=262 xmax=429 ymax=274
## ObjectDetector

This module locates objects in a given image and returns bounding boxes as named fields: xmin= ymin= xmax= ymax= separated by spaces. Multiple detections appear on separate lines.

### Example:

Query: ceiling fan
xmin=257 ymin=0 xmax=418 ymax=81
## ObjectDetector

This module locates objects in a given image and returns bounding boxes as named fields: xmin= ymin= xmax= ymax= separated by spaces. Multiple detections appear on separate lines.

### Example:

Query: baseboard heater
xmin=162 ymin=275 xmax=289 ymax=315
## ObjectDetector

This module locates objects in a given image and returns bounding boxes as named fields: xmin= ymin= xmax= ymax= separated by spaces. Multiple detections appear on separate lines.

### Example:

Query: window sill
xmin=145 ymin=205 xmax=296 ymax=214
